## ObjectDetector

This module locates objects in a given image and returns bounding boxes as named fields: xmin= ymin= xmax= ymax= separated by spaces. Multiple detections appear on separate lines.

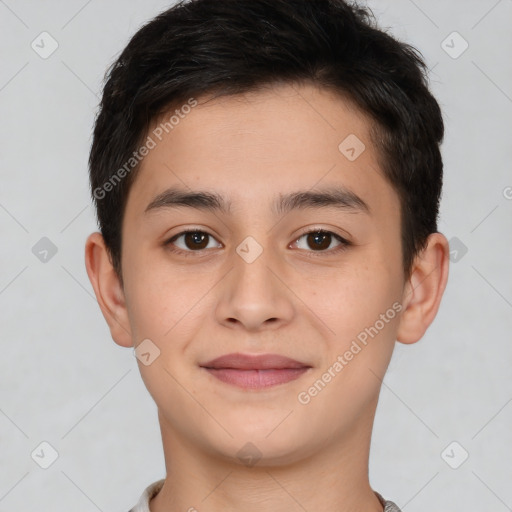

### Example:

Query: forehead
xmin=124 ymin=82 xmax=398 ymax=222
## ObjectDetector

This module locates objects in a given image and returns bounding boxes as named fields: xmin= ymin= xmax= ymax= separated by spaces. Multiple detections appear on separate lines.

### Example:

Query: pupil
xmin=187 ymin=232 xmax=207 ymax=249
xmin=309 ymin=232 xmax=329 ymax=250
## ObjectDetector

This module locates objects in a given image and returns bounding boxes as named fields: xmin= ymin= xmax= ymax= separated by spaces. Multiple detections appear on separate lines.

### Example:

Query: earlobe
xmin=84 ymin=232 xmax=133 ymax=347
xmin=396 ymin=232 xmax=450 ymax=345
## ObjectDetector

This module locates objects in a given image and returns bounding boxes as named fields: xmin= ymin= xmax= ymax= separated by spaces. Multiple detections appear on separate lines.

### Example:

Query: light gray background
xmin=1 ymin=0 xmax=511 ymax=510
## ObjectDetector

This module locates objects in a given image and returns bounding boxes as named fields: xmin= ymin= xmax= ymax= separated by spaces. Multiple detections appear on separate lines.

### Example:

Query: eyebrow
xmin=144 ymin=185 xmax=370 ymax=217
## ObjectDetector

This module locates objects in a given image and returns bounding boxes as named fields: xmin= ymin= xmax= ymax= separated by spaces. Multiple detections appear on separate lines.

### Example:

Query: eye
xmin=165 ymin=229 xmax=222 ymax=255
xmin=291 ymin=229 xmax=351 ymax=256
xmin=164 ymin=228 xmax=351 ymax=257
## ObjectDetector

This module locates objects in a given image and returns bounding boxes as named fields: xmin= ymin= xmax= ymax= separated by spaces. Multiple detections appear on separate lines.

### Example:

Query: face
xmin=118 ymin=83 xmax=407 ymax=464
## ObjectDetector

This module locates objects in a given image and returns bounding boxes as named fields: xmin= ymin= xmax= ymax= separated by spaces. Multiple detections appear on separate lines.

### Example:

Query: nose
xmin=215 ymin=241 xmax=295 ymax=332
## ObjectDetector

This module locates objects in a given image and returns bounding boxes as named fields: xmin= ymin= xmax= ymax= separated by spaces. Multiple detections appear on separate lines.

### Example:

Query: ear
xmin=84 ymin=232 xmax=133 ymax=347
xmin=396 ymin=232 xmax=450 ymax=344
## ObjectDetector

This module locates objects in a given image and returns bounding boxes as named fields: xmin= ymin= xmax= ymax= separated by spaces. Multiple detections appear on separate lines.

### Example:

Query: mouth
xmin=199 ymin=352 xmax=312 ymax=390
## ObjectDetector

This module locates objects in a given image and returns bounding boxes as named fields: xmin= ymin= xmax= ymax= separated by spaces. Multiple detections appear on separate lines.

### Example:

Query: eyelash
xmin=164 ymin=228 xmax=352 ymax=258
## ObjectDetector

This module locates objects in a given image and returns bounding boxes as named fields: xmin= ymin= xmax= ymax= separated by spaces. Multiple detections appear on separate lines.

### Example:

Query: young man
xmin=84 ymin=0 xmax=449 ymax=510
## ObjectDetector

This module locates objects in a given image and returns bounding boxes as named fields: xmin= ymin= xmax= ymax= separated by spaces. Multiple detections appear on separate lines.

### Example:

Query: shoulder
xmin=375 ymin=491 xmax=402 ymax=512
xmin=127 ymin=479 xmax=165 ymax=512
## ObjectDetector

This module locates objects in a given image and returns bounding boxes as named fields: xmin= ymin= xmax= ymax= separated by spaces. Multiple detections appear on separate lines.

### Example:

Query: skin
xmin=85 ymin=82 xmax=449 ymax=512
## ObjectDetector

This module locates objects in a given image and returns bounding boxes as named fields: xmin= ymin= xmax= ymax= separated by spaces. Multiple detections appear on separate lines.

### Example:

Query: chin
xmin=207 ymin=418 xmax=314 ymax=467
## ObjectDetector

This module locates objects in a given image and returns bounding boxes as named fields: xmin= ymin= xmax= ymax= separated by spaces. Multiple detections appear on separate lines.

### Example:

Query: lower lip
xmin=203 ymin=367 xmax=310 ymax=389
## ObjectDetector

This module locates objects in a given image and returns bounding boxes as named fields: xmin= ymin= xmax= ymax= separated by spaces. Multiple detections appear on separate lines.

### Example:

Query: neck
xmin=150 ymin=401 xmax=384 ymax=512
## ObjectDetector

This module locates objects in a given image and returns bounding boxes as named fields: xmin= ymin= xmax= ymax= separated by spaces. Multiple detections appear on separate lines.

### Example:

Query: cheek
xmin=124 ymin=257 xmax=218 ymax=363
xmin=296 ymin=271 xmax=400 ymax=424
xmin=305 ymin=268 xmax=402 ymax=405
xmin=304 ymin=258 xmax=399 ymax=341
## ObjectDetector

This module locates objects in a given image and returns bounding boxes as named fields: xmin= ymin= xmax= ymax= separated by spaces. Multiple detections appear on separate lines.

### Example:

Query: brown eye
xmin=306 ymin=231 xmax=333 ymax=250
xmin=166 ymin=230 xmax=221 ymax=253
xmin=294 ymin=229 xmax=348 ymax=253
xmin=182 ymin=231 xmax=209 ymax=250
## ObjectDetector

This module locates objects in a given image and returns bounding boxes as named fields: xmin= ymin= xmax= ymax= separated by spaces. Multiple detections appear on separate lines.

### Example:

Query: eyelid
xmin=293 ymin=226 xmax=351 ymax=245
xmin=165 ymin=227 xmax=222 ymax=256
xmin=290 ymin=227 xmax=352 ymax=257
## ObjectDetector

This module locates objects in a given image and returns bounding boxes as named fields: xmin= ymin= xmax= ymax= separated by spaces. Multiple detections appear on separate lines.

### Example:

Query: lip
xmin=200 ymin=353 xmax=312 ymax=390
xmin=200 ymin=352 xmax=310 ymax=370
